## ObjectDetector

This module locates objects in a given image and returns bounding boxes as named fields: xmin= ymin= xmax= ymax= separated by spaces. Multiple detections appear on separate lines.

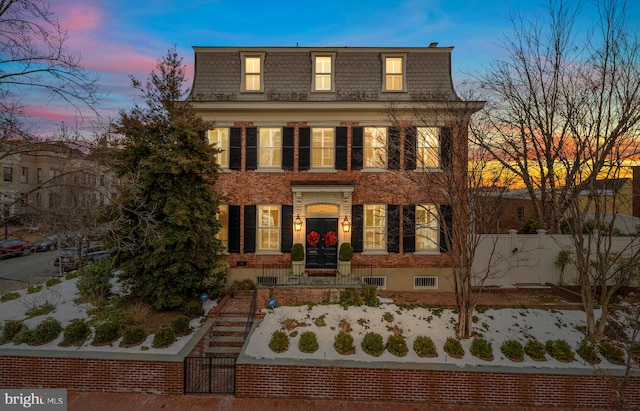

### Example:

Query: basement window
xmin=414 ymin=276 xmax=438 ymax=290
xmin=363 ymin=276 xmax=386 ymax=290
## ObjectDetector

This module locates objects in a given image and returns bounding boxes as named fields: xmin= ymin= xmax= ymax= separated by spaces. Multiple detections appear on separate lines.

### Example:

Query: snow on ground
xmin=244 ymin=302 xmax=632 ymax=370
xmin=0 ymin=276 xmax=217 ymax=354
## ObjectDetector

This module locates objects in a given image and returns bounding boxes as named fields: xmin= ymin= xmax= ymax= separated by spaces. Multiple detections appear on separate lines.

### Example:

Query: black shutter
xmin=387 ymin=204 xmax=399 ymax=253
xmin=351 ymin=127 xmax=363 ymax=170
xmin=441 ymin=127 xmax=453 ymax=171
xmin=298 ymin=127 xmax=310 ymax=170
xmin=283 ymin=127 xmax=294 ymax=170
xmin=246 ymin=127 xmax=257 ymax=170
xmin=388 ymin=127 xmax=401 ymax=170
xmin=351 ymin=204 xmax=363 ymax=252
xmin=244 ymin=205 xmax=256 ymax=253
xmin=228 ymin=205 xmax=241 ymax=253
xmin=439 ymin=204 xmax=453 ymax=253
xmin=404 ymin=127 xmax=417 ymax=170
xmin=229 ymin=128 xmax=242 ymax=170
xmin=402 ymin=205 xmax=416 ymax=253
xmin=281 ymin=205 xmax=293 ymax=252
xmin=335 ymin=127 xmax=348 ymax=170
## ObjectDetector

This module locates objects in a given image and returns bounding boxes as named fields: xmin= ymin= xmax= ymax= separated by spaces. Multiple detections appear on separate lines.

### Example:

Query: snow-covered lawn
xmin=0 ymin=275 xmax=216 ymax=354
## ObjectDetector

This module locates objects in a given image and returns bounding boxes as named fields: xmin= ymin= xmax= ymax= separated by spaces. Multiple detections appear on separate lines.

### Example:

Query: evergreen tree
xmin=103 ymin=48 xmax=225 ymax=310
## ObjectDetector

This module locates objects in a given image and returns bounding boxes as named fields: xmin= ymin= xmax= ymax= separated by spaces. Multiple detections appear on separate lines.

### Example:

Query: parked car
xmin=0 ymin=238 xmax=32 ymax=258
xmin=54 ymin=245 xmax=111 ymax=271
xmin=31 ymin=234 xmax=73 ymax=252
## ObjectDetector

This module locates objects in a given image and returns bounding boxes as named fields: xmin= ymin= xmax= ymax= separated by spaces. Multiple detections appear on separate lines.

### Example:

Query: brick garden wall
xmin=236 ymin=363 xmax=640 ymax=409
xmin=0 ymin=356 xmax=183 ymax=395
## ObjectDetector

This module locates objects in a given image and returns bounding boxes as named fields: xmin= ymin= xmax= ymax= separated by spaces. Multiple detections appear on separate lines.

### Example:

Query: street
xmin=0 ymin=249 xmax=64 ymax=293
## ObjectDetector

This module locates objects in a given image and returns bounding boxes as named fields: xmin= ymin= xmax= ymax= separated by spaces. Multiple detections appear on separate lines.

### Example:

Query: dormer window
xmin=382 ymin=54 xmax=406 ymax=92
xmin=312 ymin=53 xmax=335 ymax=92
xmin=241 ymin=53 xmax=264 ymax=92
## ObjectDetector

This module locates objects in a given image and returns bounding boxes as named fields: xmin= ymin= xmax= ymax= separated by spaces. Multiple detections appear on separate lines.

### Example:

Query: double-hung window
xmin=312 ymin=53 xmax=335 ymax=92
xmin=208 ymin=128 xmax=229 ymax=169
xmin=258 ymin=128 xmax=282 ymax=168
xmin=416 ymin=204 xmax=438 ymax=251
xmin=364 ymin=204 xmax=386 ymax=251
xmin=242 ymin=53 xmax=264 ymax=92
xmin=383 ymin=55 xmax=405 ymax=91
xmin=311 ymin=128 xmax=334 ymax=169
xmin=258 ymin=205 xmax=280 ymax=251
xmin=364 ymin=127 xmax=387 ymax=169
xmin=3 ymin=167 xmax=12 ymax=182
xmin=20 ymin=167 xmax=28 ymax=183
xmin=417 ymin=127 xmax=440 ymax=168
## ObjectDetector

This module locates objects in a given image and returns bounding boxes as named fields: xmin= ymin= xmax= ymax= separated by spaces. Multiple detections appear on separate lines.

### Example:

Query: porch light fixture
xmin=294 ymin=215 xmax=302 ymax=231
xmin=342 ymin=216 xmax=351 ymax=233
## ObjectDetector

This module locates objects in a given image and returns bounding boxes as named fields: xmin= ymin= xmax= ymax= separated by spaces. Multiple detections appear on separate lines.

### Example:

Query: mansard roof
xmin=189 ymin=46 xmax=461 ymax=103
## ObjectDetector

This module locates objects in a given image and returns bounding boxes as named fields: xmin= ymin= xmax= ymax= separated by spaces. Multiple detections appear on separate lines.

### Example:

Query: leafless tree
xmin=476 ymin=0 xmax=640 ymax=341
xmin=0 ymin=0 xmax=100 ymax=140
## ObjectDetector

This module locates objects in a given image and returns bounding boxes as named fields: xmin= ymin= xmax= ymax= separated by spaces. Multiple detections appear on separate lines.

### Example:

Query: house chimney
xmin=429 ymin=42 xmax=438 ymax=47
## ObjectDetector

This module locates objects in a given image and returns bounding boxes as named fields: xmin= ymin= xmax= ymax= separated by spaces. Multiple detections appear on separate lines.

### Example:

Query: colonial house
xmin=189 ymin=45 xmax=483 ymax=291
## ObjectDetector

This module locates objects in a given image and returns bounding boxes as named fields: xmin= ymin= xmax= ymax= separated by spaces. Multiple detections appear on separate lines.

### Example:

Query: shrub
xmin=126 ymin=301 xmax=151 ymax=325
xmin=64 ymin=271 xmax=80 ymax=280
xmin=470 ymin=337 xmax=493 ymax=361
xmin=382 ymin=312 xmax=394 ymax=323
xmin=413 ymin=336 xmax=437 ymax=358
xmin=1 ymin=292 xmax=20 ymax=302
xmin=269 ymin=330 xmax=289 ymax=353
xmin=26 ymin=302 xmax=55 ymax=318
xmin=201 ymin=259 xmax=228 ymax=298
xmin=338 ymin=242 xmax=353 ymax=261
xmin=444 ymin=337 xmax=464 ymax=358
xmin=291 ymin=243 xmax=304 ymax=261
xmin=546 ymin=339 xmax=575 ymax=362
xmin=298 ymin=331 xmax=319 ymax=353
xmin=334 ymin=332 xmax=355 ymax=355
xmin=1 ymin=320 xmax=26 ymax=344
xmin=13 ymin=327 xmax=33 ymax=345
xmin=576 ymin=338 xmax=600 ymax=364
xmin=230 ymin=278 xmax=256 ymax=291
xmin=31 ymin=318 xmax=62 ymax=345
xmin=152 ymin=327 xmax=176 ymax=348
xmin=62 ymin=319 xmax=91 ymax=345
xmin=361 ymin=284 xmax=379 ymax=307
xmin=361 ymin=332 xmax=385 ymax=357
xmin=524 ymin=339 xmax=547 ymax=360
xmin=27 ymin=285 xmax=42 ymax=294
xmin=183 ymin=301 xmax=203 ymax=318
xmin=77 ymin=259 xmax=111 ymax=300
xmin=92 ymin=321 xmax=120 ymax=345
xmin=501 ymin=339 xmax=524 ymax=361
xmin=45 ymin=277 xmax=62 ymax=287
xmin=386 ymin=334 xmax=408 ymax=357
xmin=314 ymin=314 xmax=326 ymax=327
xmin=121 ymin=327 xmax=147 ymax=346
xmin=171 ymin=315 xmax=191 ymax=336
xmin=339 ymin=288 xmax=362 ymax=309
xmin=599 ymin=341 xmax=625 ymax=365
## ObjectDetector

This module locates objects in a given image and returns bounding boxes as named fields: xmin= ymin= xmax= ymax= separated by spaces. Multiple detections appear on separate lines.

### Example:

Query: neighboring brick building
xmin=189 ymin=46 xmax=483 ymax=291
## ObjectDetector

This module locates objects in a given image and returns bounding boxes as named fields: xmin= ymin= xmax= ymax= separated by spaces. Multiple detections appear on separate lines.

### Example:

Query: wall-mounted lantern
xmin=294 ymin=214 xmax=303 ymax=231
xmin=342 ymin=215 xmax=351 ymax=233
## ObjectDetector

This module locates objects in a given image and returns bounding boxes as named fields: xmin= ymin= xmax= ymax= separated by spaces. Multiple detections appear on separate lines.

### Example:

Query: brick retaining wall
xmin=235 ymin=363 xmax=640 ymax=409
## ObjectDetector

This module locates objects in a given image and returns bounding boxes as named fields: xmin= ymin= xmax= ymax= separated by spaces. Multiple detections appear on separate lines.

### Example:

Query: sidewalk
xmin=68 ymin=392 xmax=607 ymax=411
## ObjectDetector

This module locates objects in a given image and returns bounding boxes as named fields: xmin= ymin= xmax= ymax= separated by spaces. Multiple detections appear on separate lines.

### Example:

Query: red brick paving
xmin=68 ymin=392 xmax=609 ymax=411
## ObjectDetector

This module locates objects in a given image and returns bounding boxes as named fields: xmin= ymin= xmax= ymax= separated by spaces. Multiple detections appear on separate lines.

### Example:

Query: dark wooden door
xmin=305 ymin=218 xmax=338 ymax=269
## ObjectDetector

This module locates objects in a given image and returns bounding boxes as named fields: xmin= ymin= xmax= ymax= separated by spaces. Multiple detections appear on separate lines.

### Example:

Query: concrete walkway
xmin=68 ymin=392 xmax=606 ymax=411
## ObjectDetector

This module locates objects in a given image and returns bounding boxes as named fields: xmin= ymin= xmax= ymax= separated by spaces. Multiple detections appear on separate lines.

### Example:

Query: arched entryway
xmin=305 ymin=218 xmax=338 ymax=269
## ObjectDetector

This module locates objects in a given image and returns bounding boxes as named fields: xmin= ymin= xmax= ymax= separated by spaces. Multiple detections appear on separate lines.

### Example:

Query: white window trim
xmin=257 ymin=127 xmax=282 ymax=170
xmin=310 ymin=127 xmax=336 ymax=171
xmin=311 ymin=52 xmax=336 ymax=92
xmin=363 ymin=126 xmax=388 ymax=171
xmin=256 ymin=204 xmax=281 ymax=253
xmin=363 ymin=204 xmax=387 ymax=252
xmin=381 ymin=53 xmax=407 ymax=92
xmin=241 ymin=52 xmax=265 ymax=93
xmin=414 ymin=126 xmax=442 ymax=171
xmin=415 ymin=203 xmax=440 ymax=252
xmin=208 ymin=128 xmax=230 ymax=170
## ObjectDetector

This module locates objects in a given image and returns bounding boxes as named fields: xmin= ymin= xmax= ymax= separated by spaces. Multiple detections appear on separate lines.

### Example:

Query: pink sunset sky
xmin=22 ymin=0 xmax=640 ymax=136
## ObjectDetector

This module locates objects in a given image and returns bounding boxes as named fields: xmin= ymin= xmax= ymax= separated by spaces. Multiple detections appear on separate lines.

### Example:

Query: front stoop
xmin=206 ymin=299 xmax=253 ymax=358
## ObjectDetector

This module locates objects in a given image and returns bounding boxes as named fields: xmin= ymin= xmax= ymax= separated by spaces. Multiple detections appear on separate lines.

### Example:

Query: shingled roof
xmin=189 ymin=46 xmax=460 ymax=103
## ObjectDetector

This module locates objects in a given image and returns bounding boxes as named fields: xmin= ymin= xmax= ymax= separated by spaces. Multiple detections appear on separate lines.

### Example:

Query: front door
xmin=305 ymin=218 xmax=338 ymax=269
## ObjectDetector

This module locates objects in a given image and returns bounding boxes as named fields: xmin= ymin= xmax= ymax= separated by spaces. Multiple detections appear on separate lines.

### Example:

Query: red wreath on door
xmin=324 ymin=231 xmax=337 ymax=247
xmin=307 ymin=231 xmax=320 ymax=247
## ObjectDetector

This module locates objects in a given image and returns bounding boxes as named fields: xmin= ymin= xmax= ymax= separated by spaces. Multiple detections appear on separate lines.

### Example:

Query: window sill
xmin=413 ymin=167 xmax=442 ymax=172
xmin=361 ymin=250 xmax=388 ymax=256
xmin=255 ymin=251 xmax=283 ymax=255
xmin=382 ymin=90 xmax=406 ymax=93
xmin=240 ymin=90 xmax=264 ymax=94
xmin=311 ymin=90 xmax=335 ymax=93
xmin=308 ymin=168 xmax=337 ymax=173
xmin=362 ymin=168 xmax=387 ymax=173
xmin=255 ymin=168 xmax=284 ymax=173
xmin=413 ymin=250 xmax=441 ymax=255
